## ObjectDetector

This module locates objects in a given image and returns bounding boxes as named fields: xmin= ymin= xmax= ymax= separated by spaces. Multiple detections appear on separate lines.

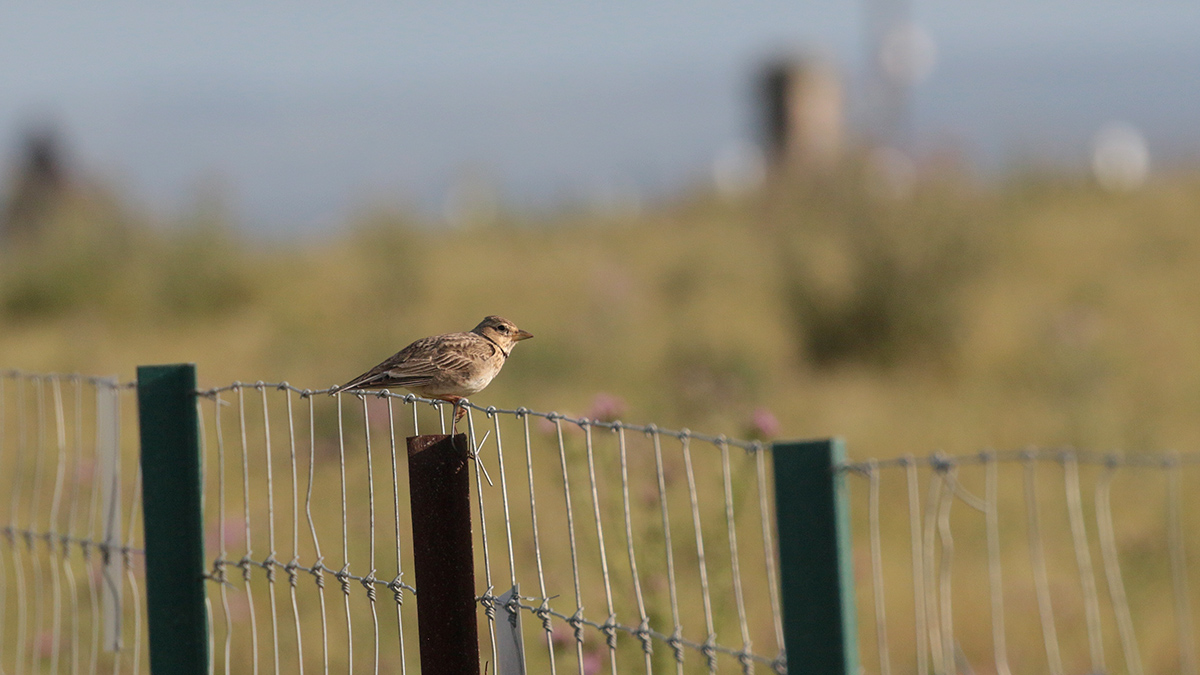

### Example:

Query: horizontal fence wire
xmin=839 ymin=448 xmax=1200 ymax=675
xmin=0 ymin=371 xmax=147 ymax=675
xmin=193 ymin=381 xmax=785 ymax=674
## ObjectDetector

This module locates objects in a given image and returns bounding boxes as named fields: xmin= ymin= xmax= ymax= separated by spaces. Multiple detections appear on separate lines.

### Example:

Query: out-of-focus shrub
xmin=766 ymin=161 xmax=992 ymax=369
xmin=0 ymin=187 xmax=255 ymax=323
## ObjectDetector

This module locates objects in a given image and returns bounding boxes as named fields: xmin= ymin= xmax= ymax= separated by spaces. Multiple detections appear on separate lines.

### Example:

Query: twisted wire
xmin=465 ymin=409 xmax=500 ymax=669
xmin=234 ymin=385 xmax=261 ymax=675
xmin=384 ymin=396 xmax=408 ymax=672
xmin=649 ymin=427 xmax=686 ymax=673
xmin=551 ymin=416 xmax=587 ymax=673
xmin=301 ymin=391 xmax=330 ymax=675
xmin=281 ymin=383 xmax=305 ymax=675
xmin=333 ymin=393 xmax=353 ymax=674
xmin=253 ymin=384 xmax=282 ymax=675
xmin=614 ymin=427 xmax=654 ymax=670
xmin=520 ymin=409 xmax=557 ymax=674
xmin=357 ymin=393 xmax=380 ymax=675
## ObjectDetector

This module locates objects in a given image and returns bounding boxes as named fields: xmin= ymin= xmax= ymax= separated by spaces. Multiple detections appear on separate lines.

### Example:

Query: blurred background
xmin=6 ymin=3 xmax=1200 ymax=674
xmin=3 ymin=0 xmax=1200 ymax=453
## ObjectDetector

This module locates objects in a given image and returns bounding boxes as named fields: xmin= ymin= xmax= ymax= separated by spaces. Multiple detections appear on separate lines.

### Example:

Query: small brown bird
xmin=333 ymin=316 xmax=533 ymax=421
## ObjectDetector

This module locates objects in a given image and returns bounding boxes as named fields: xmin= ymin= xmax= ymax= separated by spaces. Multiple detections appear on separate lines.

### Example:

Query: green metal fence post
xmin=772 ymin=438 xmax=858 ymax=675
xmin=136 ymin=364 xmax=208 ymax=674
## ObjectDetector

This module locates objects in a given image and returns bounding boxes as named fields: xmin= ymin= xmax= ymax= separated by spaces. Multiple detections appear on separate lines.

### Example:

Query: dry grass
xmin=5 ymin=164 xmax=1200 ymax=672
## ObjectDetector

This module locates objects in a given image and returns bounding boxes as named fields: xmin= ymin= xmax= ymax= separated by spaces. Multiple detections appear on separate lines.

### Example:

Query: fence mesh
xmin=10 ymin=367 xmax=1198 ymax=675
xmin=841 ymin=449 xmax=1200 ymax=675
xmin=0 ymin=371 xmax=147 ymax=675
xmin=192 ymin=381 xmax=785 ymax=674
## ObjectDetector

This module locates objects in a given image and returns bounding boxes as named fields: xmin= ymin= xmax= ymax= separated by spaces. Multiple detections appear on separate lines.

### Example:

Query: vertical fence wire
xmin=7 ymin=376 xmax=25 ymax=675
xmin=283 ymin=386 xmax=305 ymax=675
xmin=1023 ymin=455 xmax=1064 ymax=675
xmin=358 ymin=394 xmax=379 ymax=675
xmin=982 ymin=452 xmax=1012 ymax=675
xmin=490 ymin=408 xmax=520 ymax=645
xmin=649 ymin=429 xmax=684 ymax=674
xmin=29 ymin=378 xmax=46 ymax=675
xmin=236 ymin=386 xmax=261 ymax=675
xmin=1063 ymin=452 xmax=1106 ymax=674
xmin=303 ymin=391 xmax=330 ymax=675
xmin=196 ymin=394 xmax=216 ymax=675
xmin=866 ymin=462 xmax=892 ymax=675
xmin=333 ymin=392 xmax=353 ymax=675
xmin=902 ymin=457 xmax=928 ymax=675
xmin=11 ymin=376 xmax=28 ymax=675
xmin=552 ymin=415 xmax=587 ymax=675
xmin=1167 ymin=453 xmax=1198 ymax=675
xmin=582 ymin=422 xmax=619 ymax=675
xmin=466 ymin=409 xmax=501 ymax=671
xmin=63 ymin=378 xmax=85 ymax=675
xmin=385 ymin=397 xmax=408 ymax=674
xmin=934 ymin=467 xmax=956 ymax=674
xmin=47 ymin=378 xmax=68 ymax=675
xmin=616 ymin=427 xmax=653 ymax=673
xmin=85 ymin=379 xmax=102 ymax=675
xmin=101 ymin=377 xmax=117 ymax=674
xmin=213 ymin=392 xmax=234 ymax=674
xmin=718 ymin=439 xmax=753 ymax=675
xmin=680 ymin=432 xmax=718 ymax=674
xmin=0 ymin=376 xmax=8 ymax=675
xmin=920 ymin=468 xmax=943 ymax=674
xmin=1095 ymin=463 xmax=1145 ymax=675
xmin=753 ymin=446 xmax=785 ymax=671
xmin=120 ymin=467 xmax=144 ymax=675
xmin=0 ymin=375 xmax=7 ymax=675
xmin=521 ymin=411 xmax=556 ymax=675
xmin=257 ymin=384 xmax=281 ymax=675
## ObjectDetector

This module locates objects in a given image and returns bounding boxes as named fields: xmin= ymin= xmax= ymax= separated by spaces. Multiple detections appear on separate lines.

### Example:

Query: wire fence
xmin=0 ymin=371 xmax=147 ymax=675
xmin=192 ymin=380 xmax=784 ymax=674
xmin=841 ymin=448 xmax=1200 ymax=675
xmin=7 ymin=366 xmax=1200 ymax=675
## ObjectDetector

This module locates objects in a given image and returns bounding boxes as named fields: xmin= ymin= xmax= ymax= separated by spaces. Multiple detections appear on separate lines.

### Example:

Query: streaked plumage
xmin=334 ymin=316 xmax=532 ymax=417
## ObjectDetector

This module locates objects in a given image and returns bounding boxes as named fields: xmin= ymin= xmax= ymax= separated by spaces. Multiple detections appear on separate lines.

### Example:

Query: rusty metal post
xmin=407 ymin=433 xmax=480 ymax=675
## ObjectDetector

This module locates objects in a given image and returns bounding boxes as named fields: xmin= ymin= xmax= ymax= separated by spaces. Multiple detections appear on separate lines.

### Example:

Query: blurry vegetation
xmin=0 ymin=190 xmax=255 ymax=322
xmin=4 ymin=162 xmax=1200 ymax=455
xmin=7 ymin=158 xmax=1200 ymax=674
xmin=765 ymin=162 xmax=991 ymax=369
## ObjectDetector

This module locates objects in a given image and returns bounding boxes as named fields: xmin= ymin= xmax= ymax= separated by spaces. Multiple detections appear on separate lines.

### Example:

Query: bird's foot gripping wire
xmin=447 ymin=396 xmax=467 ymax=435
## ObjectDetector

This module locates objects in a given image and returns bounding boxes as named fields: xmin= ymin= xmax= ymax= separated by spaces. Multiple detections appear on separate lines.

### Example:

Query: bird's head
xmin=472 ymin=315 xmax=533 ymax=350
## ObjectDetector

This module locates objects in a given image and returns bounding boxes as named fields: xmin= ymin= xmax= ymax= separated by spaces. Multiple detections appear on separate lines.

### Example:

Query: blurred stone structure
xmin=2 ymin=127 xmax=68 ymax=242
xmin=760 ymin=56 xmax=845 ymax=172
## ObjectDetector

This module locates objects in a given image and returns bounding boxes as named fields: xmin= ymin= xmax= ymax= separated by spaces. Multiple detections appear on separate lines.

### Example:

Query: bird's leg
xmin=444 ymin=396 xmax=466 ymax=437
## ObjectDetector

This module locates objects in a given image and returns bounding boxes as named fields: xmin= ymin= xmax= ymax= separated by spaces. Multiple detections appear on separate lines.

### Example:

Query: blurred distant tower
xmin=864 ymin=0 xmax=935 ymax=151
xmin=2 ymin=127 xmax=68 ymax=242
xmin=760 ymin=56 xmax=845 ymax=172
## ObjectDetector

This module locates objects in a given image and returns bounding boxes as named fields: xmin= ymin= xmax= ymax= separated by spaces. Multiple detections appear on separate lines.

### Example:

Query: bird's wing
xmin=336 ymin=332 xmax=494 ymax=392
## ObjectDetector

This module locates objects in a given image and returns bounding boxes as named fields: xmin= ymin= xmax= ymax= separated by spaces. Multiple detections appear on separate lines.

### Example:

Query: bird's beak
xmin=514 ymin=329 xmax=534 ymax=341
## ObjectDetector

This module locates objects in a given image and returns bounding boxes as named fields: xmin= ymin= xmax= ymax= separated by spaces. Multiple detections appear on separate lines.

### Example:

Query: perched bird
xmin=333 ymin=316 xmax=533 ymax=422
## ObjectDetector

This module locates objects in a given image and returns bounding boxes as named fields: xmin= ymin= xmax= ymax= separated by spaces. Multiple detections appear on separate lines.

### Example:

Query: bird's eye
xmin=499 ymin=325 xmax=510 ymax=332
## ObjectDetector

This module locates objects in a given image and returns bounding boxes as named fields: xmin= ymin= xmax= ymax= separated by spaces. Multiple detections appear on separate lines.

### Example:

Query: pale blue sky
xmin=2 ymin=2 xmax=1197 ymax=231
